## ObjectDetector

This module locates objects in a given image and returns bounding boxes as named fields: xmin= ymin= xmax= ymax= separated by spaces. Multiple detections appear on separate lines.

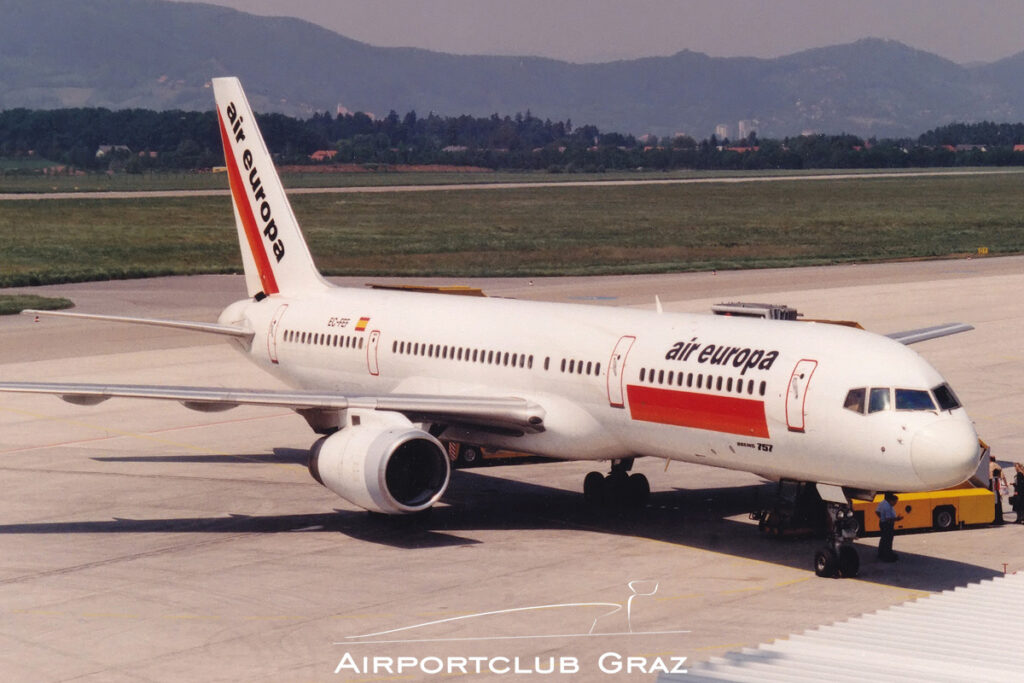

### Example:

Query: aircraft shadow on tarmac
xmin=0 ymin=456 xmax=1003 ymax=591
xmin=91 ymin=447 xmax=310 ymax=465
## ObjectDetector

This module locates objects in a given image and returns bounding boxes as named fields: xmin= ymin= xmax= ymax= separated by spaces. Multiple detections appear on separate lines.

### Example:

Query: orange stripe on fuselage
xmin=626 ymin=385 xmax=769 ymax=438
xmin=217 ymin=111 xmax=279 ymax=295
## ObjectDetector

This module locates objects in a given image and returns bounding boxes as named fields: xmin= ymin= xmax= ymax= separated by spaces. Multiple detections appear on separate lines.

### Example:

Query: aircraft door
xmin=267 ymin=304 xmax=289 ymax=365
xmin=786 ymin=359 xmax=818 ymax=432
xmin=607 ymin=335 xmax=636 ymax=408
xmin=366 ymin=330 xmax=381 ymax=376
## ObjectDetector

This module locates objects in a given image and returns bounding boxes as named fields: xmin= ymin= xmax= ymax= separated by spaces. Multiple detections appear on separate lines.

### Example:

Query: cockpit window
xmin=844 ymin=388 xmax=866 ymax=413
xmin=932 ymin=383 xmax=962 ymax=411
xmin=868 ymin=387 xmax=891 ymax=413
xmin=895 ymin=389 xmax=936 ymax=411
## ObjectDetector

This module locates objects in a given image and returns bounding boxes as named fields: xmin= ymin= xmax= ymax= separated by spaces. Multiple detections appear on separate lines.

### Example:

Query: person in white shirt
xmin=875 ymin=492 xmax=903 ymax=562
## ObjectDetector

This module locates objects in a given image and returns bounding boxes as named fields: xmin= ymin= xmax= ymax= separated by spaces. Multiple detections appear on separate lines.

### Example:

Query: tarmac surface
xmin=1 ymin=256 xmax=1023 ymax=682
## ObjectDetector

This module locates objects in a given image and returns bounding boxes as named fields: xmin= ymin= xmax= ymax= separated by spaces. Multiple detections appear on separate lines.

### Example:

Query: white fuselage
xmin=219 ymin=286 xmax=980 ymax=494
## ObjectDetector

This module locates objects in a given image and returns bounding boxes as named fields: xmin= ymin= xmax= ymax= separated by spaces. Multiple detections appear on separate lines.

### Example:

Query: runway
xmin=2 ymin=168 xmax=1021 ymax=201
xmin=1 ymin=256 xmax=1023 ymax=681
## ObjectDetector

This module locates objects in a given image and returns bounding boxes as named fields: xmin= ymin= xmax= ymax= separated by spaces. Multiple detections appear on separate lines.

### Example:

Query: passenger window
xmin=594 ymin=362 xmax=600 ymax=376
xmin=658 ymin=370 xmax=664 ymax=384
xmin=359 ymin=338 xmax=364 ymax=349
xmin=726 ymin=377 xmax=733 ymax=392
xmin=759 ymin=381 xmax=766 ymax=396
xmin=543 ymin=357 xmax=549 ymax=371
xmin=844 ymin=388 xmax=866 ymax=414
xmin=640 ymin=368 xmax=646 ymax=381
xmin=932 ymin=383 xmax=961 ymax=411
xmin=896 ymin=389 xmax=936 ymax=411
xmin=868 ymin=388 xmax=891 ymax=413
xmin=586 ymin=361 xmax=593 ymax=375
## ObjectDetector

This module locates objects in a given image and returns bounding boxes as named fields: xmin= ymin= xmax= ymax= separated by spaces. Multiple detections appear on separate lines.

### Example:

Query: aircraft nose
xmin=911 ymin=418 xmax=980 ymax=489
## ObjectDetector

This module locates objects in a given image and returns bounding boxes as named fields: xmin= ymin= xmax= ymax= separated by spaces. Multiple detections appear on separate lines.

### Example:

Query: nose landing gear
xmin=814 ymin=502 xmax=861 ymax=578
xmin=583 ymin=457 xmax=650 ymax=509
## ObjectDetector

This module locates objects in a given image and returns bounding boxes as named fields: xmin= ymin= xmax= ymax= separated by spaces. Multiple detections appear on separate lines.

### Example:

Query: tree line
xmin=3 ymin=105 xmax=1024 ymax=173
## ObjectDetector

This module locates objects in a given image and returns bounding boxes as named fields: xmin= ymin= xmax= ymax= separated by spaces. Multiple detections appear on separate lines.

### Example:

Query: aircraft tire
xmin=838 ymin=545 xmax=860 ymax=578
xmin=814 ymin=547 xmax=839 ymax=578
xmin=627 ymin=473 xmax=650 ymax=508
xmin=584 ymin=471 xmax=605 ymax=506
xmin=457 ymin=446 xmax=481 ymax=468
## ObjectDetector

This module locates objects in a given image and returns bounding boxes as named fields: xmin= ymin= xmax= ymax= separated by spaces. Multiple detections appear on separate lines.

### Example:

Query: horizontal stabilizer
xmin=22 ymin=309 xmax=254 ymax=340
xmin=885 ymin=322 xmax=974 ymax=345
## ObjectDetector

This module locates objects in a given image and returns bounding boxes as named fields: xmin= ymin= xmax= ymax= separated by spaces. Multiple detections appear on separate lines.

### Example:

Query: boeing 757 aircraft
xmin=0 ymin=78 xmax=982 ymax=577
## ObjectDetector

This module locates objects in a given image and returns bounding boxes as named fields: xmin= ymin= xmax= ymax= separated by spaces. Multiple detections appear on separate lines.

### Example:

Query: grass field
xmin=1 ymin=172 xmax=1022 ymax=287
xmin=0 ymin=295 xmax=73 ymax=315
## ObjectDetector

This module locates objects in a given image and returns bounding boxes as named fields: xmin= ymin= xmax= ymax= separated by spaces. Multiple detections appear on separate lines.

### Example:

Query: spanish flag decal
xmin=355 ymin=317 xmax=370 ymax=332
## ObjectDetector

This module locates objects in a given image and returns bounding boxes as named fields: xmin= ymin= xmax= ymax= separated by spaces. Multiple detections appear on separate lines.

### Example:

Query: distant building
xmin=738 ymin=119 xmax=758 ymax=139
xmin=95 ymin=145 xmax=131 ymax=158
xmin=310 ymin=150 xmax=338 ymax=161
xmin=715 ymin=124 xmax=731 ymax=140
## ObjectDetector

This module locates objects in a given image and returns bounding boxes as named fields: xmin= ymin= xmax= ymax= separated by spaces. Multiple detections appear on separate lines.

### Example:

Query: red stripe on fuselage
xmin=217 ymin=111 xmax=279 ymax=295
xmin=626 ymin=385 xmax=769 ymax=438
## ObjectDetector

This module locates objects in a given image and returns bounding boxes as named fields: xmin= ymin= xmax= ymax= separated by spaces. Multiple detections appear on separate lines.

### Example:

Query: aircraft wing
xmin=0 ymin=382 xmax=546 ymax=433
xmin=885 ymin=322 xmax=974 ymax=345
xmin=22 ymin=309 xmax=254 ymax=340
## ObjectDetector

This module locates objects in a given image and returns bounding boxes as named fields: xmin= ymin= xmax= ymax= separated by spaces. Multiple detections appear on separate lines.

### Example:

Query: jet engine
xmin=308 ymin=412 xmax=450 ymax=514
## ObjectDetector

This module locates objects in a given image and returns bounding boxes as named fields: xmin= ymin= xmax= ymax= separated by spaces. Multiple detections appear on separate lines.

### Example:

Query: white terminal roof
xmin=664 ymin=572 xmax=1024 ymax=682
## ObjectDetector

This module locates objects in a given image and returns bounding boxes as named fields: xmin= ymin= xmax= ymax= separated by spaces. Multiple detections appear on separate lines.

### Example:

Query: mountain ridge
xmin=2 ymin=0 xmax=1023 ymax=138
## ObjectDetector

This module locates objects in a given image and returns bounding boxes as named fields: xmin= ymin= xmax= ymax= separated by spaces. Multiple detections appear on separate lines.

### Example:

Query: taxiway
xmin=1 ymin=256 xmax=1022 ymax=681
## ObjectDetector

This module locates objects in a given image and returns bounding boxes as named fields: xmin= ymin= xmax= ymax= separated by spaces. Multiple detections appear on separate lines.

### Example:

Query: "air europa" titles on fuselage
xmin=664 ymin=338 xmax=779 ymax=375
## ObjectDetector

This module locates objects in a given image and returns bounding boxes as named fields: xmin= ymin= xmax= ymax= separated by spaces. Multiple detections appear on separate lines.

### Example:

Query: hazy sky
xmin=174 ymin=0 xmax=1024 ymax=64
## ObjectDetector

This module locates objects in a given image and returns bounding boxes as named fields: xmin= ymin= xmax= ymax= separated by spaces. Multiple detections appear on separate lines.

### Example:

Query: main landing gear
xmin=583 ymin=457 xmax=650 ymax=509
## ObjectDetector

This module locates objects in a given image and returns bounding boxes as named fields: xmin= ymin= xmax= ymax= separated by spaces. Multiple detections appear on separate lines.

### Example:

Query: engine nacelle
xmin=308 ymin=413 xmax=450 ymax=514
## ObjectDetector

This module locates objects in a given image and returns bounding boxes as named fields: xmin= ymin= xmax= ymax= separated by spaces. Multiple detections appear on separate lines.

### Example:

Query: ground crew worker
xmin=990 ymin=455 xmax=1008 ymax=524
xmin=875 ymin=492 xmax=902 ymax=562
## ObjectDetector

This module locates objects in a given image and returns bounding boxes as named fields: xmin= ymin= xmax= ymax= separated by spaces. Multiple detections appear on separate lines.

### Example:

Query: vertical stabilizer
xmin=212 ymin=77 xmax=329 ymax=297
